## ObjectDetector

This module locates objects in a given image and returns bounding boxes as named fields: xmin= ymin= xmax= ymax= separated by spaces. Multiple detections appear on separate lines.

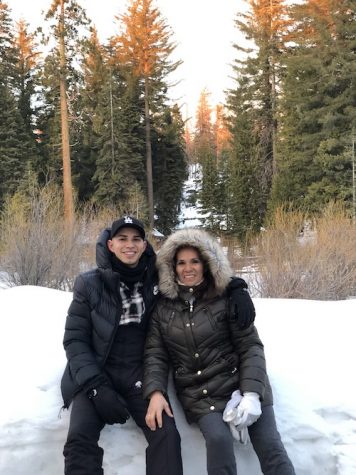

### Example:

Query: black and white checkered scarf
xmin=119 ymin=281 xmax=145 ymax=325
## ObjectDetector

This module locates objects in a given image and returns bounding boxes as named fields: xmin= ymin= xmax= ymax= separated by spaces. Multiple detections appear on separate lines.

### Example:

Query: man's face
xmin=107 ymin=227 xmax=147 ymax=268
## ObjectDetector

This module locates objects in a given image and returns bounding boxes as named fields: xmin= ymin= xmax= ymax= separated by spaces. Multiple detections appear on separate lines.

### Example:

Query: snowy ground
xmin=0 ymin=286 xmax=355 ymax=475
xmin=178 ymin=164 xmax=208 ymax=229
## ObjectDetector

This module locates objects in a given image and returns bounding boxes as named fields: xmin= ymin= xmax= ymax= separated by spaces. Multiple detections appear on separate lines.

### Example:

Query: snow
xmin=0 ymin=285 xmax=356 ymax=475
xmin=178 ymin=164 xmax=208 ymax=229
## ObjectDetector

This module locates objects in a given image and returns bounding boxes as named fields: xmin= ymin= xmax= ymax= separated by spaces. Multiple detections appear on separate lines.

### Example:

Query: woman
xmin=143 ymin=228 xmax=295 ymax=475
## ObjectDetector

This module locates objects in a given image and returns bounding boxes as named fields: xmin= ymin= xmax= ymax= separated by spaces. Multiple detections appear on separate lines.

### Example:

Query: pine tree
xmin=0 ymin=2 xmax=36 ymax=206
xmin=93 ymin=64 xmax=146 ymax=207
xmin=35 ymin=48 xmax=64 ymax=185
xmin=214 ymin=104 xmax=231 ymax=164
xmin=13 ymin=18 xmax=39 ymax=134
xmin=0 ymin=82 xmax=33 ymax=205
xmin=152 ymin=104 xmax=188 ymax=234
xmin=37 ymin=0 xmax=90 ymax=226
xmin=71 ymin=27 xmax=107 ymax=202
xmin=111 ymin=0 xmax=182 ymax=228
xmin=226 ymin=0 xmax=290 ymax=236
xmin=226 ymin=82 xmax=262 ymax=238
xmin=192 ymin=89 xmax=219 ymax=229
xmin=0 ymin=0 xmax=16 ymax=83
xmin=271 ymin=0 xmax=356 ymax=212
xmin=212 ymin=105 xmax=232 ymax=230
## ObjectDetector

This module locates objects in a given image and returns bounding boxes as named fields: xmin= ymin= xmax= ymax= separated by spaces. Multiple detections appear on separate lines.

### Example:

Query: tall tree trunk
xmin=109 ymin=73 xmax=115 ymax=168
xmin=270 ymin=0 xmax=277 ymax=177
xmin=144 ymin=77 xmax=154 ymax=229
xmin=59 ymin=0 xmax=74 ymax=232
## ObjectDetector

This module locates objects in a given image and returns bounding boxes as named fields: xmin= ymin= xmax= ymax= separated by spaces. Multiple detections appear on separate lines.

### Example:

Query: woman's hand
xmin=145 ymin=391 xmax=174 ymax=430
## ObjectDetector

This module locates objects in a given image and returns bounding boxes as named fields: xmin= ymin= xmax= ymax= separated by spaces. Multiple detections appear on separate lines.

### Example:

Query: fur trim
xmin=157 ymin=228 xmax=233 ymax=299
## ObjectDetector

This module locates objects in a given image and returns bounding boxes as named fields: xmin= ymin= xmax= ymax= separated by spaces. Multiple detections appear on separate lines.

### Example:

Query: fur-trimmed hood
xmin=157 ymin=228 xmax=233 ymax=299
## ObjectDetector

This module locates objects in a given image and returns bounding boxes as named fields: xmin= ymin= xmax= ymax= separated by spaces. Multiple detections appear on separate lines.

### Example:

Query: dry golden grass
xmin=0 ymin=184 xmax=150 ymax=290
xmin=252 ymin=203 xmax=356 ymax=299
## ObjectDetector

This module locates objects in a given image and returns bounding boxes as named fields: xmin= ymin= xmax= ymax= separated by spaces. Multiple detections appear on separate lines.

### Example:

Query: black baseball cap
xmin=110 ymin=216 xmax=145 ymax=239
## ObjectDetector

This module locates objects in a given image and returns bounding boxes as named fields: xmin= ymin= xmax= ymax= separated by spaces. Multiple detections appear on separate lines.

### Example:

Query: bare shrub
xmin=0 ymin=184 xmax=86 ymax=290
xmin=218 ymin=235 xmax=260 ymax=290
xmin=0 ymin=182 xmax=150 ymax=290
xmin=75 ymin=205 xmax=117 ymax=269
xmin=308 ymin=203 xmax=356 ymax=299
xmin=252 ymin=203 xmax=356 ymax=300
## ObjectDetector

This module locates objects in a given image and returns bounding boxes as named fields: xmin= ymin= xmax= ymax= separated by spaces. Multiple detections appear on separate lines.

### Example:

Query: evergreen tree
xmin=226 ymin=81 xmax=262 ymax=238
xmin=111 ymin=0 xmax=182 ymax=228
xmin=0 ymin=2 xmax=36 ymax=207
xmin=35 ymin=49 xmax=63 ymax=184
xmin=212 ymin=105 xmax=232 ymax=229
xmin=0 ymin=81 xmax=33 ymax=206
xmin=192 ymin=89 xmax=219 ymax=229
xmin=13 ymin=19 xmax=39 ymax=135
xmin=214 ymin=104 xmax=230 ymax=164
xmin=36 ymin=0 xmax=90 ymax=216
xmin=0 ymin=0 xmax=16 ymax=83
xmin=72 ymin=27 xmax=106 ymax=202
xmin=226 ymin=0 xmax=289 ymax=237
xmin=271 ymin=0 xmax=356 ymax=212
xmin=152 ymin=105 xmax=188 ymax=234
xmin=93 ymin=63 xmax=146 ymax=207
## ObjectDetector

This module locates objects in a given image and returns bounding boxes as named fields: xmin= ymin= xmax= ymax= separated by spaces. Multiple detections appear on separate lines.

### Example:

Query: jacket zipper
xmin=102 ymin=295 xmax=123 ymax=367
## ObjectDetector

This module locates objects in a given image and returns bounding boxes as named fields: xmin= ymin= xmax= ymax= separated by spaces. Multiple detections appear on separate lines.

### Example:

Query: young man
xmin=61 ymin=216 xmax=183 ymax=475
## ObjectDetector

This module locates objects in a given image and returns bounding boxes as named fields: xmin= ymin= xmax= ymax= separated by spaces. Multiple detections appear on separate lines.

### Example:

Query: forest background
xmin=0 ymin=0 xmax=356 ymax=299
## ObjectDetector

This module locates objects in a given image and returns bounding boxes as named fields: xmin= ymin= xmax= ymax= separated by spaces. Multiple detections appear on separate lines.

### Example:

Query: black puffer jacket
xmin=61 ymin=228 xmax=159 ymax=408
xmin=143 ymin=228 xmax=272 ymax=423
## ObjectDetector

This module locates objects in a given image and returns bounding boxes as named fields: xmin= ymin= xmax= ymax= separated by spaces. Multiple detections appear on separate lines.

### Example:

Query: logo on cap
xmin=124 ymin=216 xmax=133 ymax=224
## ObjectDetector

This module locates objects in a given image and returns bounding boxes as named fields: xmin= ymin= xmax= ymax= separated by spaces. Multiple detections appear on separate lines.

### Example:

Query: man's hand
xmin=86 ymin=379 xmax=130 ymax=425
xmin=227 ymin=277 xmax=255 ymax=329
xmin=145 ymin=391 xmax=173 ymax=430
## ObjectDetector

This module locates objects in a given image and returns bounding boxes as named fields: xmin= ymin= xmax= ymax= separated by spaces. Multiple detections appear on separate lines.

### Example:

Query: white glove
xmin=223 ymin=390 xmax=250 ymax=445
xmin=234 ymin=392 xmax=261 ymax=430
xmin=223 ymin=389 xmax=243 ymax=423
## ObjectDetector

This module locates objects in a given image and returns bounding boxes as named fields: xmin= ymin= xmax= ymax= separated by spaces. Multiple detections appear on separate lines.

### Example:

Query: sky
xmin=8 ymin=0 xmax=248 ymax=122
xmin=1 ymin=284 xmax=356 ymax=474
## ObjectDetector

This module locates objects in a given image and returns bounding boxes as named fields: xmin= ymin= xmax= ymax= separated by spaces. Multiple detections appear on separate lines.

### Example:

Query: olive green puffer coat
xmin=143 ymin=228 xmax=272 ymax=423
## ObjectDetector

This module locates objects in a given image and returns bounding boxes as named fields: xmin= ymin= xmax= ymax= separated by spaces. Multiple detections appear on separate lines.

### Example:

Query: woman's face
xmin=175 ymin=247 xmax=204 ymax=286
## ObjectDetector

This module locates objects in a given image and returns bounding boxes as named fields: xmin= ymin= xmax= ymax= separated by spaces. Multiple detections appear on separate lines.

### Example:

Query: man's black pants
xmin=63 ymin=390 xmax=183 ymax=475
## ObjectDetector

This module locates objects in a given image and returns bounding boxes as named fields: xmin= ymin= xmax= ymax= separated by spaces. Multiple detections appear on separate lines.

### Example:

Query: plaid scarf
xmin=119 ymin=281 xmax=145 ymax=325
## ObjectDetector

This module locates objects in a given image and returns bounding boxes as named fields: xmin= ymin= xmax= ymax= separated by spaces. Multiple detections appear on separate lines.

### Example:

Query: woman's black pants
xmin=197 ymin=405 xmax=295 ymax=475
